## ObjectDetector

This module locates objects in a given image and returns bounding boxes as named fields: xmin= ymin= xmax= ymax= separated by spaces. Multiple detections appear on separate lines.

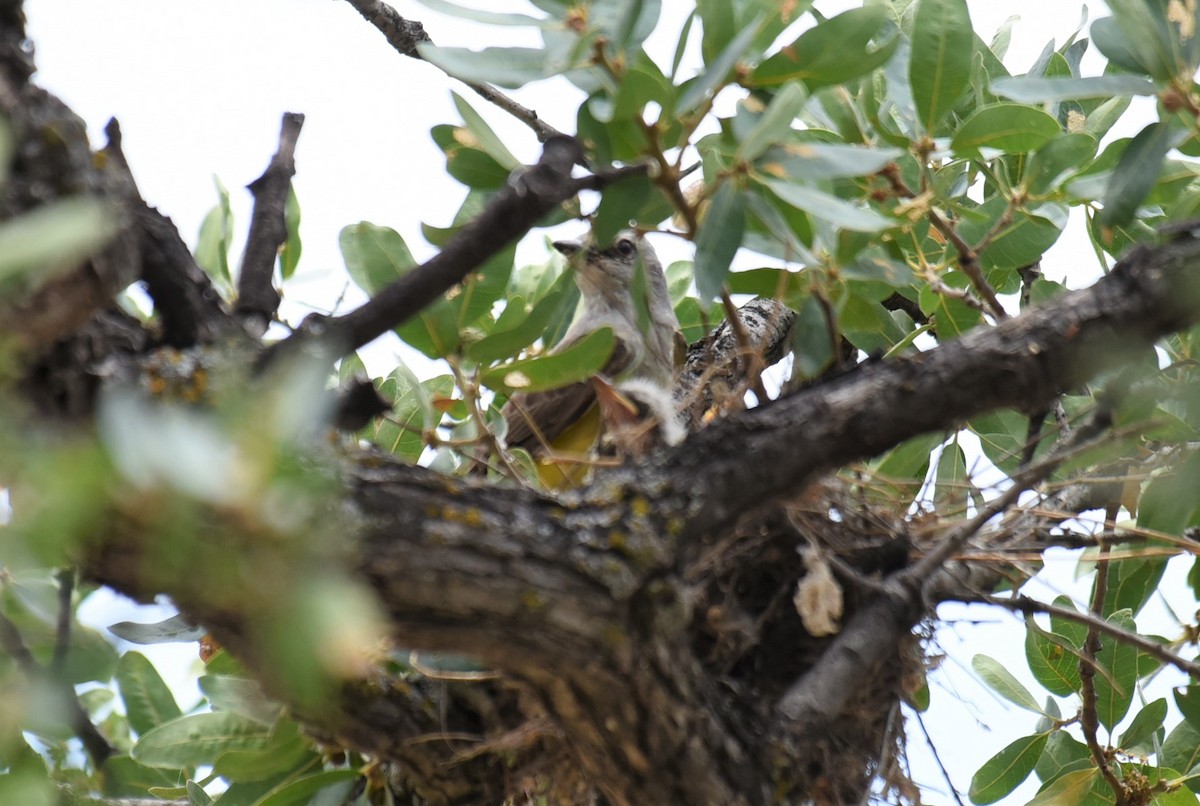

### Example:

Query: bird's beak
xmin=553 ymin=240 xmax=581 ymax=257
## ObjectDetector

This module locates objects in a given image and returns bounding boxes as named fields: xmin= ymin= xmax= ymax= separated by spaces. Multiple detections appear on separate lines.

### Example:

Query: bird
xmin=497 ymin=231 xmax=683 ymax=487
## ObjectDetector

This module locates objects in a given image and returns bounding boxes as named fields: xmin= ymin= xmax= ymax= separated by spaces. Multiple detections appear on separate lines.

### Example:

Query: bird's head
xmin=553 ymin=230 xmax=660 ymax=298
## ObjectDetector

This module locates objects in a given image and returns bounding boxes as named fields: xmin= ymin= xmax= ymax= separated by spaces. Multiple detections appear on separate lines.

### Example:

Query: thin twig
xmin=914 ymin=709 xmax=967 ymax=806
xmin=339 ymin=0 xmax=564 ymax=144
xmin=1079 ymin=502 xmax=1128 ymax=806
xmin=959 ymin=593 xmax=1200 ymax=680
xmin=882 ymin=165 xmax=1009 ymax=321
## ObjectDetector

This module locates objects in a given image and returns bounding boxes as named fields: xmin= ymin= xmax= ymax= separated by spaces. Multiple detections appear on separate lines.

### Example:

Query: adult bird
xmin=499 ymin=230 xmax=683 ymax=487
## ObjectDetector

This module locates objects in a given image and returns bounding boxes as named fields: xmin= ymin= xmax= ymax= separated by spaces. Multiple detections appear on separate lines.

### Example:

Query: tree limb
xmin=235 ymin=111 xmax=303 ymax=336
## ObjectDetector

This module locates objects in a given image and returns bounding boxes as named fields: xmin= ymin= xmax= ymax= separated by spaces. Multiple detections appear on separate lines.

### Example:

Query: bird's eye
xmin=615 ymin=238 xmax=636 ymax=257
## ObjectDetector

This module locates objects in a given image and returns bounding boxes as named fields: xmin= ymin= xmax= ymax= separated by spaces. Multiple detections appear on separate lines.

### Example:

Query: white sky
xmin=24 ymin=2 xmax=1187 ymax=804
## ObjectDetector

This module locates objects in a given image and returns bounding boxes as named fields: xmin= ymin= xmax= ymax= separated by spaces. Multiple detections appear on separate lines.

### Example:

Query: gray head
xmin=552 ymin=229 xmax=660 ymax=301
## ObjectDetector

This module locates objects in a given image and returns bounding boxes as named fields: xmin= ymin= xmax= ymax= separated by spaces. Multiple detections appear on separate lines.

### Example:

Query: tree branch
xmin=235 ymin=112 xmax=303 ymax=336
xmin=276 ymin=137 xmax=632 ymax=359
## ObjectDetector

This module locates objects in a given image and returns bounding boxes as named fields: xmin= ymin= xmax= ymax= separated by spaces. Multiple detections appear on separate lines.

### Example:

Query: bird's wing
xmin=502 ymin=333 xmax=638 ymax=453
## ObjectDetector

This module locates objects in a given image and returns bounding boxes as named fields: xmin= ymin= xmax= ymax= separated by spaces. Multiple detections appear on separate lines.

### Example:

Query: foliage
xmin=5 ymin=0 xmax=1200 ymax=804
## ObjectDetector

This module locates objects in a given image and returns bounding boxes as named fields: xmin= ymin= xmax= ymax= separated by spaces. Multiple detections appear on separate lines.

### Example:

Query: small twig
xmin=1078 ymin=502 xmax=1128 ymax=805
xmin=914 ymin=709 xmax=967 ymax=806
xmin=959 ymin=593 xmax=1200 ymax=680
xmin=236 ymin=111 xmax=304 ymax=337
xmin=637 ymin=117 xmax=698 ymax=236
xmin=882 ymin=165 xmax=1009 ymax=321
xmin=339 ymin=0 xmax=564 ymax=145
xmin=52 ymin=567 xmax=74 ymax=675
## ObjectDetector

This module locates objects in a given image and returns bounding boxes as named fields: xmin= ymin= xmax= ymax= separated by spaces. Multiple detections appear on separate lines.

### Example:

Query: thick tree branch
xmin=235 ymin=112 xmax=303 ymax=336
xmin=339 ymin=0 xmax=565 ymax=144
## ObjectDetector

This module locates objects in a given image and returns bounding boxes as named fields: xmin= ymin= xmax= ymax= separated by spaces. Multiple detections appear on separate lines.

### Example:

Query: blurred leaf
xmin=212 ymin=721 xmax=316 ymax=783
xmin=0 ymin=196 xmax=120 ymax=288
xmin=1094 ymin=608 xmax=1138 ymax=731
xmin=1100 ymin=120 xmax=1186 ymax=229
xmin=108 ymin=614 xmax=206 ymax=645
xmin=951 ymin=103 xmax=1060 ymax=153
xmin=416 ymin=44 xmax=554 ymax=89
xmin=1103 ymin=556 xmax=1165 ymax=618
xmin=199 ymin=676 xmax=283 ymax=726
xmin=413 ymin=0 xmax=542 ymax=25
xmin=1137 ymin=450 xmax=1200 ymax=536
xmin=1119 ymin=698 xmax=1167 ymax=750
xmin=910 ymin=0 xmax=974 ymax=132
xmin=918 ymin=273 xmax=985 ymax=339
xmin=117 ymin=652 xmax=183 ymax=736
xmin=737 ymin=82 xmax=808 ymax=162
xmin=693 ymin=182 xmax=746 ymax=303
xmin=187 ymin=780 xmax=213 ymax=805
xmin=750 ymin=7 xmax=899 ymax=90
xmin=480 ymin=327 xmax=615 ymax=393
xmin=967 ymin=732 xmax=1047 ymax=805
xmin=133 ymin=712 xmax=272 ymax=769
xmin=103 ymin=755 xmax=182 ymax=798
xmin=278 ymin=185 xmax=302 ymax=280
xmin=1177 ymin=686 xmax=1200 ymax=730
xmin=991 ymin=75 xmax=1157 ymax=103
xmin=760 ymin=178 xmax=894 ymax=232
xmin=971 ymin=654 xmax=1046 ymax=714
xmin=678 ymin=17 xmax=762 ymax=113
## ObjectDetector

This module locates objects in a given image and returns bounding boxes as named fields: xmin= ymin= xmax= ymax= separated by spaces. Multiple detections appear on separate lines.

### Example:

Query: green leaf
xmin=1035 ymin=731 xmax=1091 ymax=783
xmin=369 ymin=371 xmax=452 ymax=461
xmin=1093 ymin=608 xmax=1139 ymax=731
xmin=211 ymin=721 xmax=317 ymax=783
xmin=1099 ymin=120 xmax=1185 ymax=229
xmin=108 ymin=613 xmax=206 ymax=644
xmin=117 ymin=652 xmax=183 ymax=736
xmin=757 ymin=141 xmax=904 ymax=181
xmin=909 ymin=0 xmax=974 ymax=132
xmin=479 ymin=327 xmax=615 ymax=393
xmin=468 ymin=272 xmax=573 ymax=365
xmin=450 ymin=92 xmax=520 ymax=170
xmin=968 ymin=732 xmax=1048 ymax=804
xmin=934 ymin=441 xmax=970 ymax=512
xmin=132 ymin=712 xmax=272 ymax=769
xmin=869 ymin=432 xmax=943 ymax=502
xmin=253 ymin=770 xmax=360 ymax=806
xmin=103 ymin=755 xmax=183 ymax=798
xmin=1163 ymin=720 xmax=1200 ymax=783
xmin=1103 ymin=556 xmax=1165 ymax=618
xmin=195 ymin=177 xmax=234 ymax=291
xmin=1025 ymin=617 xmax=1082 ymax=696
xmin=750 ymin=7 xmax=899 ymax=90
xmin=951 ymin=103 xmax=1061 ymax=153
xmin=278 ymin=185 xmax=302 ymax=280
xmin=1025 ymin=768 xmax=1100 ymax=806
xmin=1119 ymin=698 xmax=1167 ymax=751
xmin=991 ymin=75 xmax=1158 ymax=103
xmin=693 ymin=182 xmax=746 ymax=303
xmin=416 ymin=44 xmax=553 ymax=89
xmin=918 ymin=273 xmax=985 ymax=340
xmin=430 ymin=124 xmax=509 ymax=190
xmin=957 ymin=197 xmax=1067 ymax=272
xmin=339 ymin=222 xmax=461 ymax=359
xmin=1175 ymin=685 xmax=1200 ymax=730
xmin=971 ymin=654 xmax=1045 ymax=714
xmin=187 ymin=780 xmax=213 ymax=806
xmin=1024 ymin=133 xmax=1098 ymax=195
xmin=737 ymin=82 xmax=808 ymax=162
xmin=760 ymin=178 xmax=894 ymax=232
xmin=678 ymin=16 xmax=763 ymax=113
